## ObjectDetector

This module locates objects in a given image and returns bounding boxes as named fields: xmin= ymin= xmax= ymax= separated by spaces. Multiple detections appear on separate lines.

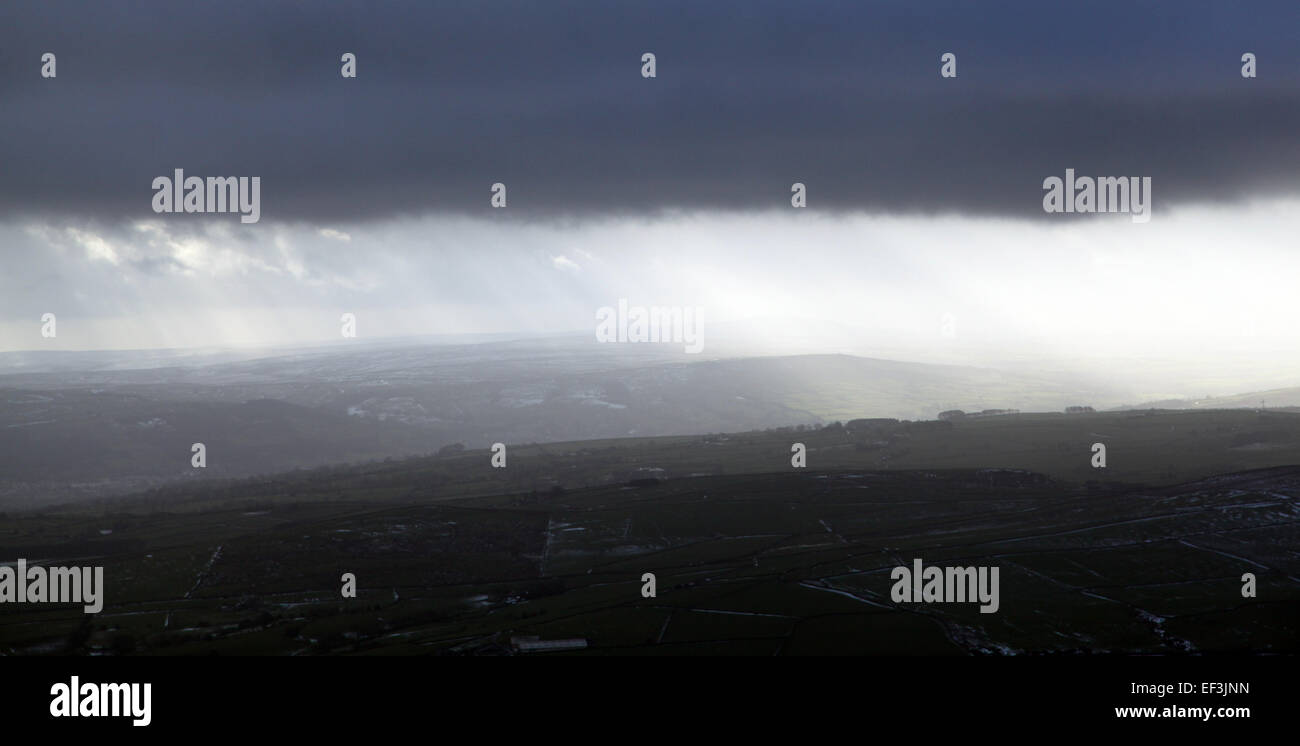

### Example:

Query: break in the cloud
xmin=4 ymin=201 xmax=1300 ymax=368
xmin=2 ymin=0 xmax=1300 ymax=221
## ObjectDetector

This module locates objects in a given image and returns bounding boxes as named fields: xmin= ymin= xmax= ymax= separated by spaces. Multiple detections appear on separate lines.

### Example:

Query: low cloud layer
xmin=3 ymin=1 xmax=1299 ymax=222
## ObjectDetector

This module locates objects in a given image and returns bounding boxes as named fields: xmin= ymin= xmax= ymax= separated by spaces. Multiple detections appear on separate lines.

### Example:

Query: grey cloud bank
xmin=2 ymin=0 xmax=1299 ymax=223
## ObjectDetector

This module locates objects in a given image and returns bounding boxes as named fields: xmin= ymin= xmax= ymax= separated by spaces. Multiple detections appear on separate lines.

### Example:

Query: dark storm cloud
xmin=2 ymin=0 xmax=1299 ymax=222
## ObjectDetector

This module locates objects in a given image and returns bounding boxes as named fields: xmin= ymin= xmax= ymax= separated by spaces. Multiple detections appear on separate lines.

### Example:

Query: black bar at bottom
xmin=1 ymin=655 xmax=1288 ymax=735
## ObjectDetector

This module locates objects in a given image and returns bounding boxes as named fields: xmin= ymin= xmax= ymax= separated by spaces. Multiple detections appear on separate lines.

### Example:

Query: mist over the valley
xmin=5 ymin=328 xmax=1299 ymax=508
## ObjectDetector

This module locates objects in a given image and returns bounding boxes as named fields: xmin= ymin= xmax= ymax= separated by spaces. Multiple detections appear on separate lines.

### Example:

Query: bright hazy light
xmin=3 ymin=199 xmax=1299 ymax=397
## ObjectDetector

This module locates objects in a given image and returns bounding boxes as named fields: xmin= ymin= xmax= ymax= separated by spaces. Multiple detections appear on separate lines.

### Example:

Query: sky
xmin=2 ymin=0 xmax=1299 ymax=393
